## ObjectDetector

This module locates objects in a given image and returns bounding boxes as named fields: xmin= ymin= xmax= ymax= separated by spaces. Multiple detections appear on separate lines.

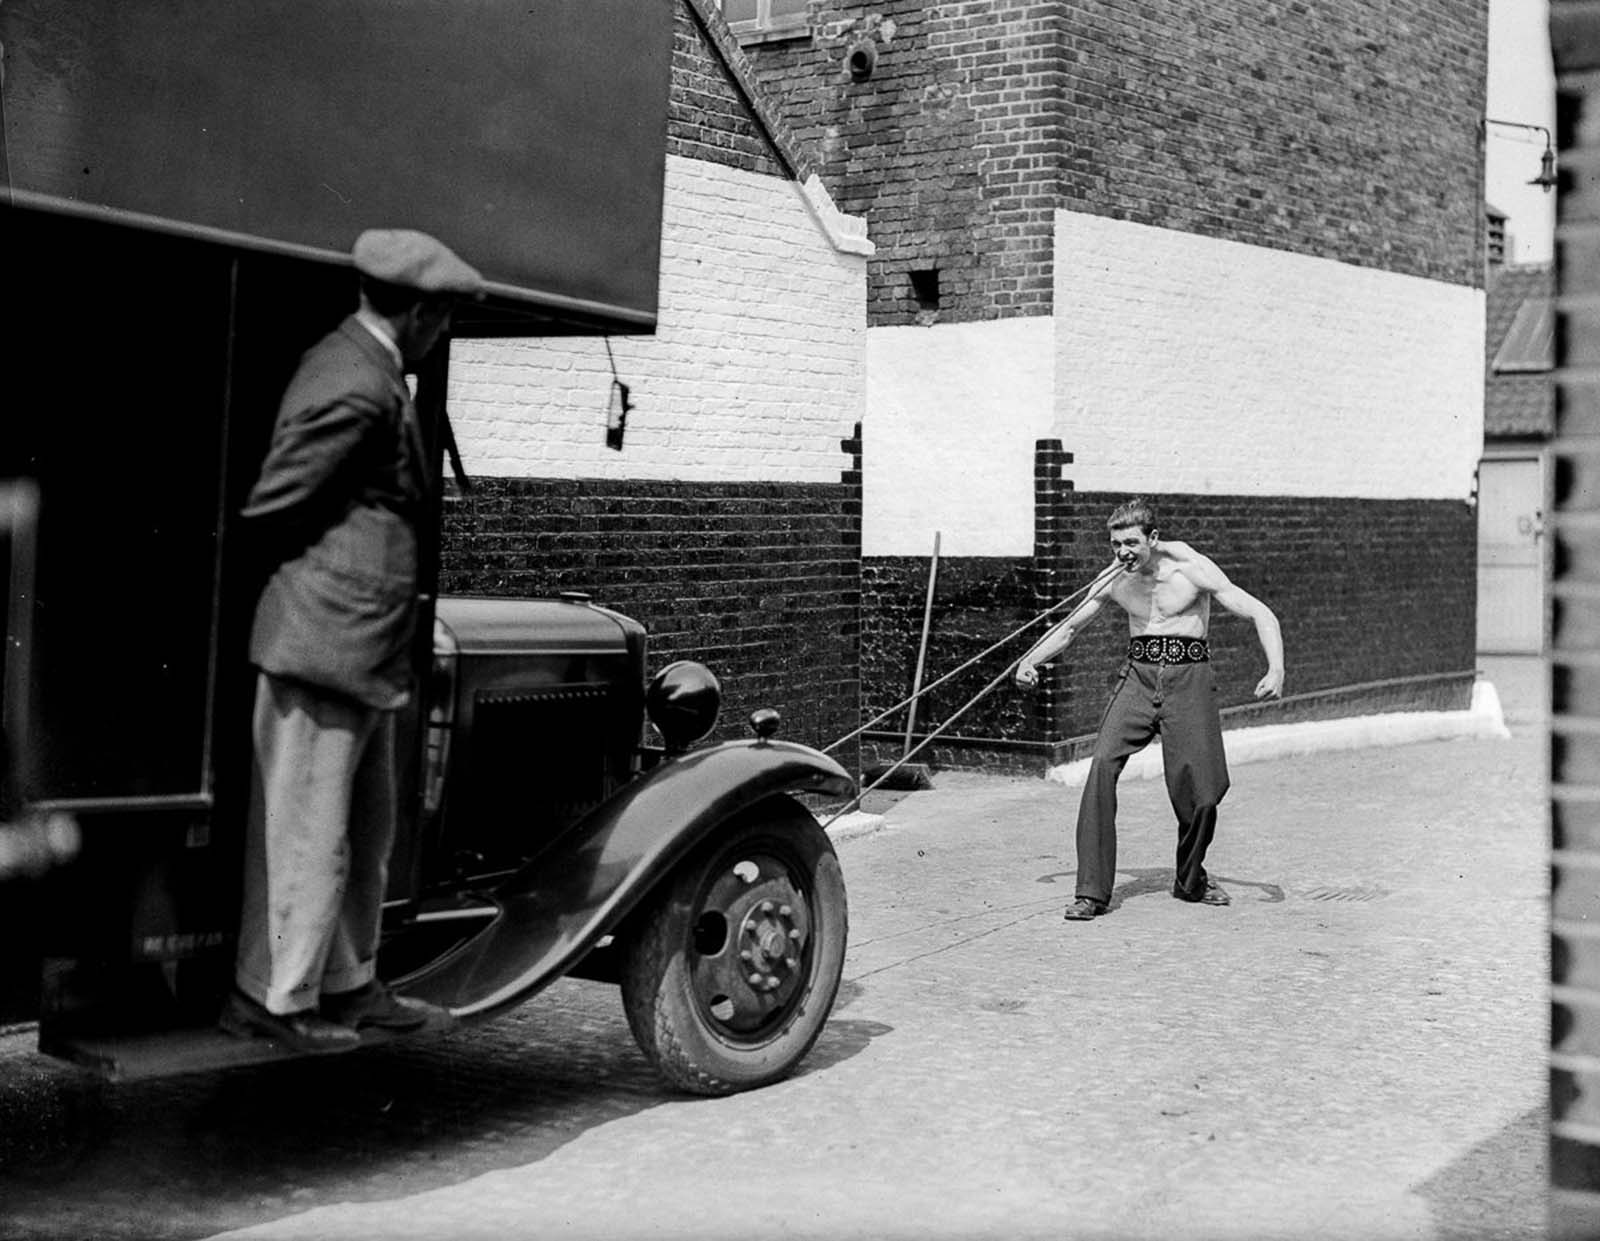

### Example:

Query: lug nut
xmin=759 ymin=900 xmax=774 ymax=914
xmin=779 ymin=904 xmax=792 ymax=917
xmin=748 ymin=972 xmax=764 ymax=985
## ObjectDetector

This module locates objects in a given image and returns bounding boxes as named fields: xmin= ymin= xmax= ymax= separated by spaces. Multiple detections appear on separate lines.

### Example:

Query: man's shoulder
xmin=297 ymin=318 xmax=385 ymax=376
xmin=285 ymin=320 xmax=398 ymax=409
xmin=1161 ymin=542 xmax=1229 ymax=589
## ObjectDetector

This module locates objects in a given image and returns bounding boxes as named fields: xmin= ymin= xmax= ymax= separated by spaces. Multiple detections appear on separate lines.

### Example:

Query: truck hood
xmin=435 ymin=596 xmax=643 ymax=658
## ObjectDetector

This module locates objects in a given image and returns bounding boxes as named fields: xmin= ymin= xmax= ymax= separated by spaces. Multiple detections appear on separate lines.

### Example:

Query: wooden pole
xmin=903 ymin=531 xmax=940 ymax=758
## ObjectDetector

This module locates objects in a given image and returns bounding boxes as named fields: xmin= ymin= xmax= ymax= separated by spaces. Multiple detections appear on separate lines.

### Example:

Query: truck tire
xmin=620 ymin=796 xmax=847 ymax=1095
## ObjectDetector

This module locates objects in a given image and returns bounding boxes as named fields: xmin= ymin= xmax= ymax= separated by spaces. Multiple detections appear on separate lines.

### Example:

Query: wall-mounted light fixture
xmin=1485 ymin=117 xmax=1559 ymax=192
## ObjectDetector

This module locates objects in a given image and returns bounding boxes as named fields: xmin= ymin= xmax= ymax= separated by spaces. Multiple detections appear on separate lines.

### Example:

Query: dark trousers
xmin=1074 ymin=660 xmax=1231 ymax=904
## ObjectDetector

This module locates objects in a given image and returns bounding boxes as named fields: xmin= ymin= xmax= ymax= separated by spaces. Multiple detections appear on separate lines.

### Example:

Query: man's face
xmin=1109 ymin=524 xmax=1153 ymax=571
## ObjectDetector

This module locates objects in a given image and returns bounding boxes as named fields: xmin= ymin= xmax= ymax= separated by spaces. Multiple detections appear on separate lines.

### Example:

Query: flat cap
xmin=352 ymin=229 xmax=484 ymax=297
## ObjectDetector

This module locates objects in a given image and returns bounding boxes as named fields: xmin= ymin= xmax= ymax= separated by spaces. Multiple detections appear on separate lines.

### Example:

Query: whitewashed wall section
xmin=862 ymin=213 xmax=1486 ymax=557
xmin=447 ymin=155 xmax=869 ymax=482
xmin=1052 ymin=210 xmax=1485 ymax=501
xmin=863 ymin=316 xmax=1057 ymax=557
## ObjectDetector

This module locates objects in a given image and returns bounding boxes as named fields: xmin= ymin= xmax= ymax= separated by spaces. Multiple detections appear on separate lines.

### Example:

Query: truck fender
xmin=400 ymin=738 xmax=853 ymax=1019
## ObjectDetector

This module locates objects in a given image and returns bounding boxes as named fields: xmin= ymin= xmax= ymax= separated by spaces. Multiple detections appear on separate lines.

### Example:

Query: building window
xmin=1485 ymin=205 xmax=1508 ymax=267
xmin=718 ymin=0 xmax=810 ymax=40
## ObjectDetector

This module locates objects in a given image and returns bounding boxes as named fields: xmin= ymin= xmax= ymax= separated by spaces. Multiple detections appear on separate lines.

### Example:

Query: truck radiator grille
xmin=453 ymin=683 xmax=625 ymax=875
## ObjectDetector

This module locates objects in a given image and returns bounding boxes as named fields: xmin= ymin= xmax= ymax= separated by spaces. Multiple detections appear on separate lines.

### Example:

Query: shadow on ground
xmin=1033 ymin=864 xmax=1286 ymax=910
xmin=1414 ymin=1105 xmax=1548 ymax=1240
xmin=0 ymin=977 xmax=883 ymax=1241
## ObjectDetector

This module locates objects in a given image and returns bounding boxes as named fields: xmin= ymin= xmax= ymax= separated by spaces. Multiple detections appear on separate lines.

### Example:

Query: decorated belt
xmin=1128 ymin=636 xmax=1210 ymax=665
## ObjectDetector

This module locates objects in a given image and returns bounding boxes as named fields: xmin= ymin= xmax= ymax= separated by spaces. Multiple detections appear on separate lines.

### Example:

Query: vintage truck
xmin=0 ymin=0 xmax=853 ymax=1094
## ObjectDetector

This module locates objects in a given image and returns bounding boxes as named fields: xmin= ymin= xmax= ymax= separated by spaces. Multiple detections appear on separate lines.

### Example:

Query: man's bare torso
xmin=1108 ymin=545 xmax=1211 ymax=638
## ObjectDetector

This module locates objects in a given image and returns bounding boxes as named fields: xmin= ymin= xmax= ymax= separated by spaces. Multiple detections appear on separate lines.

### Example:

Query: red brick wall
xmin=439 ymin=465 xmax=862 ymax=763
xmin=860 ymin=442 xmax=1477 ymax=773
xmin=670 ymin=0 xmax=796 ymax=176
xmin=738 ymin=0 xmax=1487 ymax=326
xmin=439 ymin=2 xmax=865 ymax=767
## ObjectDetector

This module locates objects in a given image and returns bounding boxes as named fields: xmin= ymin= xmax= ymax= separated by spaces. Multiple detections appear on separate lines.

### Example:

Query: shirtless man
xmin=1015 ymin=498 xmax=1284 ymax=920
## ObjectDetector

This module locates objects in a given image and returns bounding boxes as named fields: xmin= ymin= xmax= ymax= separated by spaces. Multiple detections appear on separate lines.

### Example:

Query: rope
xmin=821 ymin=558 xmax=1129 ymax=826
xmin=821 ymin=558 xmax=1124 ymax=756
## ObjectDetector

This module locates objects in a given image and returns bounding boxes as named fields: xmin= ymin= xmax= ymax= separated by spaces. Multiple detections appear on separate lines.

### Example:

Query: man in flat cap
xmin=221 ymin=230 xmax=483 ymax=1053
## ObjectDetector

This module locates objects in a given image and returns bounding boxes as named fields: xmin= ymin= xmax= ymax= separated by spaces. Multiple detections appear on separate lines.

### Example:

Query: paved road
xmin=0 ymin=727 xmax=1547 ymax=1241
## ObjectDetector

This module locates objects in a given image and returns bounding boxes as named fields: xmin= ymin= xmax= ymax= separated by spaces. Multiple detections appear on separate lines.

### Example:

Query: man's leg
xmin=317 ymin=710 xmax=450 ymax=1032
xmin=1159 ymin=664 xmax=1231 ymax=901
xmin=1073 ymin=667 xmax=1157 ymax=908
xmin=320 ymin=708 xmax=397 ymax=997
xmin=235 ymin=674 xmax=378 ymax=1015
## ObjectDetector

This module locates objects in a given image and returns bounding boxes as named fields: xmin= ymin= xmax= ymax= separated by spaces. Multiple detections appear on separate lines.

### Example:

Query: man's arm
xmin=244 ymin=395 xmax=386 ymax=522
xmin=241 ymin=393 xmax=388 ymax=560
xmin=1014 ymin=568 xmax=1116 ymax=688
xmin=1186 ymin=553 xmax=1284 ymax=699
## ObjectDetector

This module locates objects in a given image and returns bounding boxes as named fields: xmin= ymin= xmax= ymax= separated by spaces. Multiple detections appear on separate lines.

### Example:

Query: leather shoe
xmin=1172 ymin=879 xmax=1230 ymax=906
xmin=321 ymin=981 xmax=448 ymax=1032
xmin=219 ymin=989 xmax=361 ymax=1054
xmin=1062 ymin=897 xmax=1107 ymax=921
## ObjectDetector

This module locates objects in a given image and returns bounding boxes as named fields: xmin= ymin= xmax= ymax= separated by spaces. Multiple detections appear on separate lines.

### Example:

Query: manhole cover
xmin=1298 ymin=884 xmax=1389 ymax=903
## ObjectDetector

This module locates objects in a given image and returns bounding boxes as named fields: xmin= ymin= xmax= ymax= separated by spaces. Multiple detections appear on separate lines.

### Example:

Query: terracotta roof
xmin=1485 ymin=262 xmax=1553 ymax=438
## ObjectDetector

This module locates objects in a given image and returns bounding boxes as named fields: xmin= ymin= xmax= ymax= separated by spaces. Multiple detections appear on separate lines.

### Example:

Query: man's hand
xmin=1015 ymin=661 xmax=1040 ymax=689
xmin=1254 ymin=667 xmax=1284 ymax=699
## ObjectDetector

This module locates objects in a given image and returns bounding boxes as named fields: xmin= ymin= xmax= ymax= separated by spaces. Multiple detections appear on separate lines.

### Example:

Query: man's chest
xmin=1119 ymin=568 xmax=1204 ymax=619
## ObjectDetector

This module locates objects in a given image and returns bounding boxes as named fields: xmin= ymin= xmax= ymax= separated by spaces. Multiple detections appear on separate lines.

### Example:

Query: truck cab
xmin=0 ymin=0 xmax=853 ymax=1095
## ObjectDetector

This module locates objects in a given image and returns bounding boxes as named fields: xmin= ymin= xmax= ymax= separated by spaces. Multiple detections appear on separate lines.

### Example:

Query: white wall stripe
xmin=1052 ymin=211 xmax=1484 ymax=501
xmin=863 ymin=316 xmax=1057 ymax=558
xmin=447 ymin=154 xmax=868 ymax=484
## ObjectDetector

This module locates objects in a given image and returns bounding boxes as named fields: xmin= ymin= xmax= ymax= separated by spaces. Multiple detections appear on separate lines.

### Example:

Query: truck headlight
xmin=646 ymin=661 xmax=721 ymax=752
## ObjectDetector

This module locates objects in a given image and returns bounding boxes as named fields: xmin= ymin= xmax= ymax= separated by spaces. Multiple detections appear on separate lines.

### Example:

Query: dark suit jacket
xmin=244 ymin=316 xmax=428 ymax=709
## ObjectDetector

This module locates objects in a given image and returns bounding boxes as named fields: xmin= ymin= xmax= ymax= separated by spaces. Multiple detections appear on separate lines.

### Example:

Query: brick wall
xmin=450 ymin=154 xmax=865 ymax=486
xmin=860 ymin=555 xmax=1040 ymax=773
xmin=1548 ymin=5 xmax=1600 ymax=1232
xmin=438 ymin=453 xmax=861 ymax=764
xmin=670 ymin=0 xmax=793 ymax=176
xmin=439 ymin=0 xmax=869 ymax=776
xmin=864 ymin=217 xmax=1485 ymax=561
xmin=1046 ymin=490 xmax=1478 ymax=750
xmin=861 ymin=441 xmax=1476 ymax=772
xmin=741 ymin=0 xmax=1069 ymax=325
xmin=740 ymin=0 xmax=1487 ymax=327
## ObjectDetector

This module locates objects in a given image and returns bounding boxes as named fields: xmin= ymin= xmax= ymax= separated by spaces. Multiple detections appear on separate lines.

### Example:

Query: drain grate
xmin=1299 ymin=885 xmax=1389 ymax=903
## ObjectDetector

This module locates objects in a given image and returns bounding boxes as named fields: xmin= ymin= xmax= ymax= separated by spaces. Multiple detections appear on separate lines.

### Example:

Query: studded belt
xmin=1128 ymin=636 xmax=1210 ymax=665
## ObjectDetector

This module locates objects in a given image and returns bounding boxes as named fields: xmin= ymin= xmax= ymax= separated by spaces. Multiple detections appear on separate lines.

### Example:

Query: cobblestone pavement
xmin=0 ymin=728 xmax=1547 ymax=1241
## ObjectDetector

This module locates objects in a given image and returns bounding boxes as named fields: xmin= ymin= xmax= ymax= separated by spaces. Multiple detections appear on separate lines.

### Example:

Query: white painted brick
xmin=864 ymin=316 xmax=1057 ymax=558
xmin=448 ymin=154 xmax=868 ymax=484
xmin=863 ymin=214 xmax=1485 ymax=557
xmin=1052 ymin=211 xmax=1484 ymax=502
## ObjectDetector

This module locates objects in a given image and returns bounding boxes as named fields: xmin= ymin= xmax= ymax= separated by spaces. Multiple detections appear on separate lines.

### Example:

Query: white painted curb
xmin=824 ymin=811 xmax=887 ymax=842
xmin=1044 ymin=677 xmax=1513 ymax=789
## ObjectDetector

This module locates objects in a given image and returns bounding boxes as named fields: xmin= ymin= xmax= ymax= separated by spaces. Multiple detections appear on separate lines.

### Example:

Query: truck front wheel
xmin=620 ymin=797 xmax=847 ymax=1095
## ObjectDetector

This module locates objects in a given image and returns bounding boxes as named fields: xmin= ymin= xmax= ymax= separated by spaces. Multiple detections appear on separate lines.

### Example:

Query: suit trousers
xmin=1074 ymin=659 xmax=1230 ymax=905
xmin=235 ymin=672 xmax=397 ymax=1015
